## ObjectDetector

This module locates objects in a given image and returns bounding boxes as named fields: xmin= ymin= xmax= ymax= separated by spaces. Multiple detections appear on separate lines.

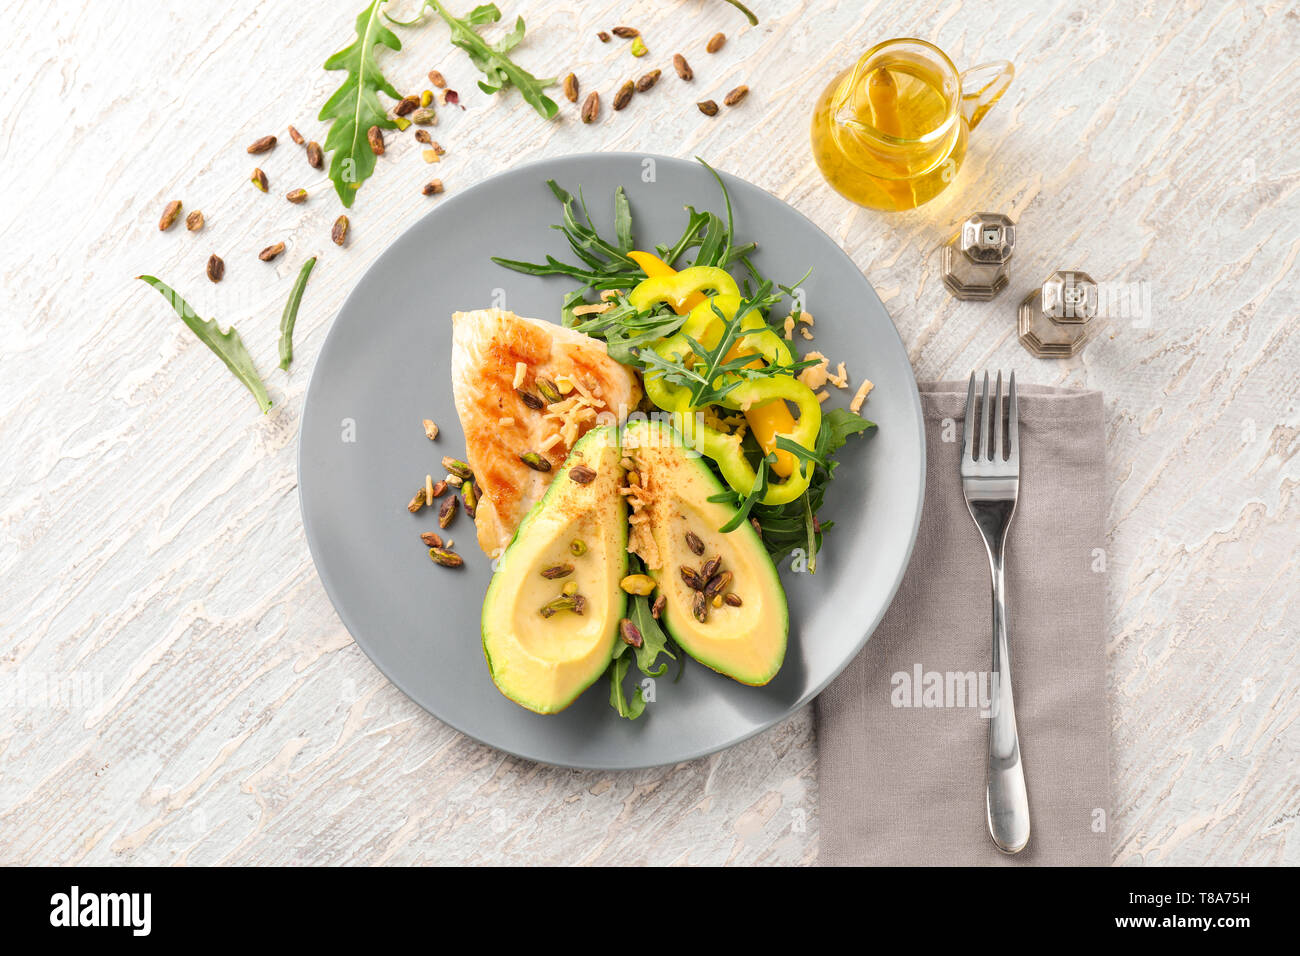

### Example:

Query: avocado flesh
xmin=481 ymin=427 xmax=627 ymax=714
xmin=622 ymin=420 xmax=788 ymax=686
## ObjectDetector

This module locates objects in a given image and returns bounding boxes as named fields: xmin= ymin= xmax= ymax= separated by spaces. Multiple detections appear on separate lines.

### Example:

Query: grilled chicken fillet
xmin=450 ymin=308 xmax=642 ymax=557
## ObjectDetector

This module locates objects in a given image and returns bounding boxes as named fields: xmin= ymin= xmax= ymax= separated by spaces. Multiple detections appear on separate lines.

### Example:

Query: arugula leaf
xmin=613 ymin=186 xmax=634 ymax=253
xmin=425 ymin=1 xmax=558 ymax=119
xmin=137 ymin=276 xmax=272 ymax=413
xmin=719 ymin=0 xmax=760 ymax=25
xmin=278 ymin=257 xmax=317 ymax=371
xmin=607 ymin=655 xmax=646 ymax=719
xmin=319 ymin=0 xmax=402 ymax=207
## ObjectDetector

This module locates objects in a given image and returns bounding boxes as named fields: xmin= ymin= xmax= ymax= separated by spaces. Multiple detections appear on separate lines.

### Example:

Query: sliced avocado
xmin=481 ymin=427 xmax=627 ymax=714
xmin=621 ymin=419 xmax=788 ymax=686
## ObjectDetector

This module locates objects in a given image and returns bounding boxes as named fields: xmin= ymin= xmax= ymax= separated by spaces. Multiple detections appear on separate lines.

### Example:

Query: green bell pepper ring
xmin=627 ymin=266 xmax=739 ymax=314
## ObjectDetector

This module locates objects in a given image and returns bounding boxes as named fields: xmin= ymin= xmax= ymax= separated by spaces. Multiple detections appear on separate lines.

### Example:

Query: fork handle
xmin=986 ymin=556 xmax=1031 ymax=853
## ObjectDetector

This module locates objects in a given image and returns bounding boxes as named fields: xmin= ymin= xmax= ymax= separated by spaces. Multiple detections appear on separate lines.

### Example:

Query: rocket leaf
xmin=137 ymin=276 xmax=272 ymax=413
xmin=423 ymin=1 xmax=557 ymax=119
xmin=318 ymin=0 xmax=402 ymax=207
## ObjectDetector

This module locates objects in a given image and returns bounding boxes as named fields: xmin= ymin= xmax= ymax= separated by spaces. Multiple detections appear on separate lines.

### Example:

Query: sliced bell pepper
xmin=627 ymin=265 xmax=739 ymax=316
xmin=627 ymin=251 xmax=710 ymax=314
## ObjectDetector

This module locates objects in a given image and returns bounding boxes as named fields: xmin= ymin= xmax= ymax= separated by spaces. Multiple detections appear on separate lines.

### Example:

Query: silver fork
xmin=962 ymin=371 xmax=1031 ymax=854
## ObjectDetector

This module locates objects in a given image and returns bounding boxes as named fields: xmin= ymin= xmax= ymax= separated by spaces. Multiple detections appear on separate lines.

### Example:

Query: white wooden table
xmin=2 ymin=0 xmax=1295 ymax=865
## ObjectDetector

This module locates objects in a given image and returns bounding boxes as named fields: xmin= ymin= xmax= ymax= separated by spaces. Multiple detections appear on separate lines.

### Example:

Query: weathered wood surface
xmin=0 ymin=0 xmax=1294 ymax=865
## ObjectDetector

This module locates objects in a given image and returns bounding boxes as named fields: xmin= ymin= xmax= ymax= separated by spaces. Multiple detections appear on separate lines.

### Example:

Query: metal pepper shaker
xmin=1017 ymin=270 xmax=1099 ymax=357
xmin=941 ymin=213 xmax=1016 ymax=300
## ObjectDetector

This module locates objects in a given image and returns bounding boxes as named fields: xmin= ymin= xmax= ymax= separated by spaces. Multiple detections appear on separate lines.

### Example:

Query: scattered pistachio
xmin=420 ymin=530 xmax=443 ymax=547
xmin=620 ymin=574 xmax=657 ymax=596
xmin=423 ymin=419 xmax=440 ymax=440
xmin=692 ymin=590 xmax=708 ymax=623
xmin=751 ymin=517 xmax=762 ymax=535
xmin=206 ymin=254 xmax=224 ymax=283
xmin=247 ymin=135 xmax=277 ymax=154
xmin=331 ymin=215 xmax=349 ymax=246
xmin=706 ymin=32 xmax=726 ymax=54
xmin=158 ymin=200 xmax=182 ymax=231
xmin=569 ymin=465 xmax=597 ymax=484
xmin=685 ymin=530 xmax=705 ymax=556
xmin=630 ymin=37 xmax=648 ymax=57
xmin=430 ymin=479 xmax=448 ymax=498
xmin=701 ymin=555 xmax=722 ymax=581
xmin=673 ymin=53 xmax=693 ymax=81
xmin=445 ymin=474 xmax=463 ymax=488
xmin=462 ymin=481 xmax=478 ymax=518
xmin=306 ymin=141 xmax=324 ymax=169
xmin=519 ymin=451 xmax=552 ymax=472
xmin=185 ymin=210 xmax=204 ymax=232
xmin=438 ymin=494 xmax=459 ymax=529
xmin=680 ymin=566 xmax=705 ymax=590
xmin=535 ymin=377 xmax=562 ymax=403
xmin=563 ymin=73 xmax=579 ymax=103
xmin=395 ymin=94 xmax=420 ymax=116
xmin=597 ymin=30 xmax=611 ymax=42
xmin=288 ymin=125 xmax=305 ymax=145
xmin=428 ymin=69 xmax=446 ymax=88
xmin=422 ymin=149 xmax=440 ymax=163
xmin=367 ymin=125 xmax=385 ymax=155
xmin=251 ymin=167 xmax=268 ymax=191
xmin=581 ymin=91 xmax=600 ymax=124
xmin=429 ymin=547 xmax=463 ymax=568
xmin=612 ymin=26 xmax=639 ymax=38
xmin=723 ymin=85 xmax=750 ymax=107
xmin=620 ymin=618 xmax=644 ymax=648
xmin=422 ymin=179 xmax=445 ymax=196
xmin=415 ymin=129 xmax=433 ymax=145
xmin=442 ymin=89 xmax=461 ymax=108
xmin=259 ymin=242 xmax=286 ymax=262
xmin=442 ymin=456 xmax=473 ymax=480
xmin=392 ymin=116 xmax=411 ymax=131
xmin=651 ymin=594 xmax=666 ymax=619
xmin=420 ymin=89 xmax=434 ymax=107
xmin=515 ymin=388 xmax=544 ymax=410
xmin=697 ymin=99 xmax=719 ymax=116
xmin=412 ymin=107 xmax=437 ymax=125
xmin=724 ymin=593 xmax=743 ymax=607
xmin=570 ymin=539 xmax=588 ymax=556
xmin=635 ymin=70 xmax=661 ymax=92
xmin=408 ymin=486 xmax=428 ymax=513
xmin=613 ymin=80 xmax=635 ymax=111
xmin=562 ymin=580 xmax=579 ymax=596
xmin=541 ymin=563 xmax=574 ymax=580
xmin=286 ymin=188 xmax=308 ymax=204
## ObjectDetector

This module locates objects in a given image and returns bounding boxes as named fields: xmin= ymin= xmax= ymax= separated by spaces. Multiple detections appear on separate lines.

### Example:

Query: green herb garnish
xmin=278 ymin=257 xmax=317 ymax=370
xmin=607 ymin=555 xmax=676 ymax=720
xmin=407 ymin=1 xmax=558 ymax=119
xmin=319 ymin=0 xmax=403 ymax=207
xmin=137 ymin=276 xmax=272 ymax=413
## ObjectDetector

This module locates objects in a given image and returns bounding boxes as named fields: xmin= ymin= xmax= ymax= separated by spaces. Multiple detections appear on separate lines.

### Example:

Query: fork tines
xmin=962 ymin=371 xmax=1019 ymax=469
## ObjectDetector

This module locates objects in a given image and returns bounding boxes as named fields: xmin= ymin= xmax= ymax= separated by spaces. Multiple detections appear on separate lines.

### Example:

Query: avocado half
xmin=481 ymin=427 xmax=627 ymax=714
xmin=622 ymin=419 xmax=788 ymax=686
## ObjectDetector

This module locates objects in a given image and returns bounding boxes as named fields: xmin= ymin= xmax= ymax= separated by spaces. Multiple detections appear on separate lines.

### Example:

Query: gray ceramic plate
xmin=298 ymin=152 xmax=924 ymax=770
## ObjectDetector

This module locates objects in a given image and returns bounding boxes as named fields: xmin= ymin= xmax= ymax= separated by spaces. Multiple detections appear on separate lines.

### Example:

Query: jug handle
xmin=959 ymin=61 xmax=1015 ymax=131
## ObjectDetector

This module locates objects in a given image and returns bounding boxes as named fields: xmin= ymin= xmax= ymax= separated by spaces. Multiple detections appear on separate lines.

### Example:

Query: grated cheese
xmin=850 ymin=378 xmax=875 ymax=414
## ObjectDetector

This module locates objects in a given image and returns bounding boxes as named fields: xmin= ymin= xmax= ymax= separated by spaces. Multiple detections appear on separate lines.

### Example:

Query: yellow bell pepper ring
xmin=628 ymin=251 xmax=706 ymax=314
xmin=628 ymin=265 xmax=739 ymax=316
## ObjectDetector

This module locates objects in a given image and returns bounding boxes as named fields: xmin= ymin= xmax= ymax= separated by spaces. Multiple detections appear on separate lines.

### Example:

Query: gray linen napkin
xmin=816 ymin=382 xmax=1110 ymax=866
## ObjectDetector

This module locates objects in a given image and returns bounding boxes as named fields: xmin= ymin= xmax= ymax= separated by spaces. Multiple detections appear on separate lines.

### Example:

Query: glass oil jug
xmin=811 ymin=39 xmax=1014 ymax=211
